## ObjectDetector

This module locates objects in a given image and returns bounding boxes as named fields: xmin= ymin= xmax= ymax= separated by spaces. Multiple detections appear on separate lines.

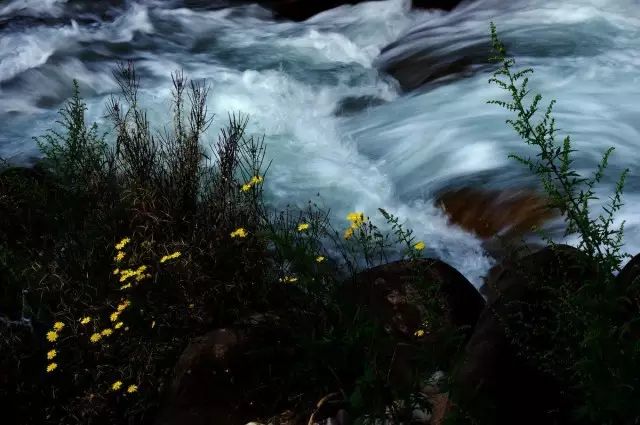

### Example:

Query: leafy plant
xmin=484 ymin=21 xmax=639 ymax=425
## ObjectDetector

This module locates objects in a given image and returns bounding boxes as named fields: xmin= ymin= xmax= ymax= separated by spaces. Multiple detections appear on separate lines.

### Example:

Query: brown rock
xmin=453 ymin=245 xmax=600 ymax=425
xmin=436 ymin=187 xmax=557 ymax=241
xmin=427 ymin=392 xmax=450 ymax=425
xmin=349 ymin=259 xmax=485 ymax=340
xmin=155 ymin=315 xmax=295 ymax=425
xmin=339 ymin=259 xmax=484 ymax=393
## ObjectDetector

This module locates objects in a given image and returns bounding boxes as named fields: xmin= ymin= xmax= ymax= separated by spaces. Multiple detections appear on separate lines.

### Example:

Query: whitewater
xmin=1 ymin=0 xmax=639 ymax=286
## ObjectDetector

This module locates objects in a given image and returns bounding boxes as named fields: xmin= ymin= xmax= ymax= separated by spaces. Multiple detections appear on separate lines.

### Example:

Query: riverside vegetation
xmin=0 ymin=23 xmax=638 ymax=425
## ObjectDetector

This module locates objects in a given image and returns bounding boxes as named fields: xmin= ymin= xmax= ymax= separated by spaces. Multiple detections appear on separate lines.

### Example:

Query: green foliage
xmin=34 ymin=80 xmax=110 ymax=190
xmin=487 ymin=21 xmax=630 ymax=278
xmin=485 ymin=22 xmax=640 ymax=425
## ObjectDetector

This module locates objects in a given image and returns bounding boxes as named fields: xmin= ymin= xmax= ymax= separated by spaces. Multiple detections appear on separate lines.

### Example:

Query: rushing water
xmin=1 ymin=0 xmax=639 ymax=286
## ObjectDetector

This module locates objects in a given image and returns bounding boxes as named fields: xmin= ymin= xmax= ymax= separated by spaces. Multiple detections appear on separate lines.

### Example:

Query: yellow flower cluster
xmin=111 ymin=380 xmax=138 ymax=393
xmin=79 ymin=316 xmax=91 ymax=325
xmin=315 ymin=256 xmax=325 ymax=263
xmin=109 ymin=301 xmax=131 ymax=323
xmin=297 ymin=222 xmax=310 ymax=232
xmin=240 ymin=175 xmax=264 ymax=192
xmin=116 ymin=265 xmax=151 ymax=286
xmin=279 ymin=276 xmax=298 ymax=283
xmin=159 ymin=251 xmax=181 ymax=263
xmin=344 ymin=211 xmax=365 ymax=240
xmin=114 ymin=251 xmax=126 ymax=262
xmin=45 ymin=321 xmax=65 ymax=372
xmin=414 ymin=241 xmax=426 ymax=251
xmin=90 ymin=300 xmax=131 ymax=344
xmin=230 ymin=227 xmax=248 ymax=238
xmin=115 ymin=237 xmax=130 ymax=251
xmin=414 ymin=329 xmax=425 ymax=338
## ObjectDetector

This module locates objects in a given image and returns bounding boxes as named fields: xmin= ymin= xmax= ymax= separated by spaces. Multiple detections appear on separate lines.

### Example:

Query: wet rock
xmin=155 ymin=315 xmax=296 ymax=425
xmin=211 ymin=0 xmax=469 ymax=22
xmin=333 ymin=95 xmax=387 ymax=117
xmin=338 ymin=259 xmax=484 ymax=394
xmin=349 ymin=259 xmax=485 ymax=340
xmin=412 ymin=0 xmax=467 ymax=11
xmin=453 ymin=245 xmax=599 ymax=425
xmin=436 ymin=187 xmax=557 ymax=241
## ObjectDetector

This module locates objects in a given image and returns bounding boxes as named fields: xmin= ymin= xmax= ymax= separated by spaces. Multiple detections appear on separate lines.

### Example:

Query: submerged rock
xmin=436 ymin=187 xmax=557 ymax=240
xmin=204 ymin=1 xmax=469 ymax=22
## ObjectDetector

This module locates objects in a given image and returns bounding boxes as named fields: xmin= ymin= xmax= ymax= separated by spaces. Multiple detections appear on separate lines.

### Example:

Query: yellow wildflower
xmin=127 ymin=384 xmax=138 ymax=394
xmin=230 ymin=227 xmax=248 ymax=238
xmin=119 ymin=269 xmax=135 ymax=282
xmin=79 ymin=316 xmax=91 ymax=325
xmin=346 ymin=211 xmax=365 ymax=227
xmin=114 ymin=251 xmax=126 ymax=262
xmin=280 ymin=276 xmax=298 ymax=283
xmin=111 ymin=380 xmax=123 ymax=391
xmin=46 ymin=331 xmax=58 ymax=342
xmin=414 ymin=329 xmax=425 ymax=338
xmin=101 ymin=328 xmax=113 ymax=337
xmin=47 ymin=349 xmax=57 ymax=360
xmin=344 ymin=227 xmax=354 ymax=240
xmin=121 ymin=283 xmax=132 ymax=290
xmin=250 ymin=175 xmax=263 ymax=185
xmin=46 ymin=363 xmax=58 ymax=373
xmin=53 ymin=322 xmax=65 ymax=332
xmin=113 ymin=268 xmax=120 ymax=275
xmin=110 ymin=312 xmax=120 ymax=322
xmin=159 ymin=251 xmax=181 ymax=263
xmin=117 ymin=300 xmax=131 ymax=311
xmin=115 ymin=237 xmax=130 ymax=251
xmin=114 ymin=322 xmax=124 ymax=330
xmin=297 ymin=223 xmax=310 ymax=232
xmin=315 ymin=256 xmax=325 ymax=263
xmin=414 ymin=241 xmax=425 ymax=251
xmin=241 ymin=183 xmax=252 ymax=192
xmin=89 ymin=333 xmax=102 ymax=343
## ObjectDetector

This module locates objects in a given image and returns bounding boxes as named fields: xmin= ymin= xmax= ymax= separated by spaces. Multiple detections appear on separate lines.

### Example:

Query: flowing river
xmin=1 ymin=0 xmax=639 ymax=286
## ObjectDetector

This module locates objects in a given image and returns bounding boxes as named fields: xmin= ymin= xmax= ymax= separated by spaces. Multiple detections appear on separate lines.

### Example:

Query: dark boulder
xmin=201 ymin=0 xmax=469 ymax=22
xmin=155 ymin=314 xmax=297 ymax=425
xmin=347 ymin=258 xmax=485 ymax=340
xmin=376 ymin=38 xmax=494 ymax=92
xmin=333 ymin=95 xmax=387 ymax=117
xmin=335 ymin=259 xmax=484 ymax=397
xmin=375 ymin=1 xmax=490 ymax=92
xmin=452 ymin=245 xmax=601 ymax=425
xmin=412 ymin=0 xmax=467 ymax=11
xmin=616 ymin=252 xmax=640 ymax=289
